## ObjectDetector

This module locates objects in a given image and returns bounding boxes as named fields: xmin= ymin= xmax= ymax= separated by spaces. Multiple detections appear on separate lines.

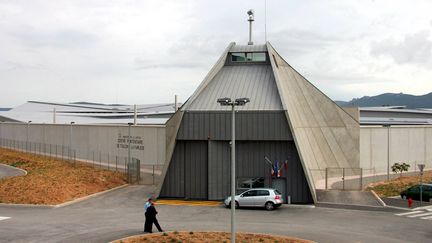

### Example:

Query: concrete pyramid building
xmin=158 ymin=42 xmax=360 ymax=203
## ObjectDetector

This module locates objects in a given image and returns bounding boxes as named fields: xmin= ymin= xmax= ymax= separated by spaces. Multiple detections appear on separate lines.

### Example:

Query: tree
xmin=391 ymin=162 xmax=410 ymax=177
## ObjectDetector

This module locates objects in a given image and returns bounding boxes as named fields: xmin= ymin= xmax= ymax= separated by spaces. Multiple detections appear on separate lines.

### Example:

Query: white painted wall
xmin=360 ymin=125 xmax=432 ymax=173
xmin=0 ymin=122 xmax=166 ymax=165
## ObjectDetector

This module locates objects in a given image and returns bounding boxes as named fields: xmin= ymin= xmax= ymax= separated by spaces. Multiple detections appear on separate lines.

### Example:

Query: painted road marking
xmin=396 ymin=210 xmax=432 ymax=220
xmin=395 ymin=211 xmax=423 ymax=216
xmin=156 ymin=200 xmax=222 ymax=207
xmin=407 ymin=212 xmax=432 ymax=218
xmin=0 ymin=216 xmax=11 ymax=221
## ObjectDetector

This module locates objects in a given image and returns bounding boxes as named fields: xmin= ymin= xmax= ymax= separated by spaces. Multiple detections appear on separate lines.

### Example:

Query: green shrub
xmin=10 ymin=161 xmax=25 ymax=167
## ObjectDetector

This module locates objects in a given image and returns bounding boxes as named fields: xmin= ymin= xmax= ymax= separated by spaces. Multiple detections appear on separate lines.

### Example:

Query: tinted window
xmin=242 ymin=190 xmax=257 ymax=197
xmin=257 ymin=190 xmax=270 ymax=196
xmin=232 ymin=53 xmax=246 ymax=62
xmin=253 ymin=53 xmax=266 ymax=61
xmin=246 ymin=52 xmax=253 ymax=61
xmin=423 ymin=186 xmax=432 ymax=191
xmin=238 ymin=177 xmax=265 ymax=189
xmin=231 ymin=52 xmax=266 ymax=62
xmin=409 ymin=186 xmax=420 ymax=192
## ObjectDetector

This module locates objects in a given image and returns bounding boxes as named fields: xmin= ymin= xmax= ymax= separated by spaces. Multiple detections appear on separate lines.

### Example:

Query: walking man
xmin=143 ymin=198 xmax=152 ymax=233
xmin=144 ymin=201 xmax=163 ymax=233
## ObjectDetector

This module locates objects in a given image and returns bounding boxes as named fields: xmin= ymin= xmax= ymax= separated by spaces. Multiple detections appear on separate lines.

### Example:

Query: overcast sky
xmin=1 ymin=0 xmax=432 ymax=107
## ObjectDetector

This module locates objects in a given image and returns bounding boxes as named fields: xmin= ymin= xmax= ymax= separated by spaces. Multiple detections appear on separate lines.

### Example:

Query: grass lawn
xmin=366 ymin=171 xmax=432 ymax=197
xmin=0 ymin=147 xmax=126 ymax=204
xmin=115 ymin=231 xmax=313 ymax=243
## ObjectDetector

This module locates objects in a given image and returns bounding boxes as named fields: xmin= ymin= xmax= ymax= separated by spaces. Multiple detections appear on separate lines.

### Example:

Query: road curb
xmin=0 ymin=163 xmax=28 ymax=176
xmin=0 ymin=184 xmax=129 ymax=209
xmin=316 ymin=202 xmax=398 ymax=212
xmin=370 ymin=190 xmax=386 ymax=206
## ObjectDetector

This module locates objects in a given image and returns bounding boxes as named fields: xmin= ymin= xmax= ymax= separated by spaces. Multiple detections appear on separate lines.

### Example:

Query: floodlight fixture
xmin=235 ymin=98 xmax=250 ymax=106
xmin=217 ymin=97 xmax=232 ymax=106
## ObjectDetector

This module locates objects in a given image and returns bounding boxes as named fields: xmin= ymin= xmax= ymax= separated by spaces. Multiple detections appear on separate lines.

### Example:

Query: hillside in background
xmin=335 ymin=92 xmax=432 ymax=109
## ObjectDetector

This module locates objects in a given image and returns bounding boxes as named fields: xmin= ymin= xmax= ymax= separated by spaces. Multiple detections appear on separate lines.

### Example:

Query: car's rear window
xmin=274 ymin=190 xmax=282 ymax=195
xmin=257 ymin=190 xmax=270 ymax=196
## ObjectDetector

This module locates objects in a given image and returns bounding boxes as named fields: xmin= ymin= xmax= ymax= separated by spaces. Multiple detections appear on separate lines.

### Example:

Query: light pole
xmin=418 ymin=164 xmax=425 ymax=206
xmin=127 ymin=122 xmax=133 ymax=165
xmin=26 ymin=121 xmax=32 ymax=152
xmin=70 ymin=122 xmax=75 ymax=164
xmin=217 ymin=97 xmax=250 ymax=243
xmin=383 ymin=124 xmax=391 ymax=181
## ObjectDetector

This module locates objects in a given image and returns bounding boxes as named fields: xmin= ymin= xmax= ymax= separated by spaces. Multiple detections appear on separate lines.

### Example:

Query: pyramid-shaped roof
xmin=266 ymin=43 xmax=360 ymax=201
xmin=160 ymin=42 xmax=360 ymax=202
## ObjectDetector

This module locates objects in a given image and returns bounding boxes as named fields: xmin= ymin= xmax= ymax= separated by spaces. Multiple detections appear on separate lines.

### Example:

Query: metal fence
xmin=0 ymin=138 xmax=161 ymax=185
xmin=310 ymin=167 xmax=378 ymax=191
xmin=310 ymin=166 xmax=428 ymax=191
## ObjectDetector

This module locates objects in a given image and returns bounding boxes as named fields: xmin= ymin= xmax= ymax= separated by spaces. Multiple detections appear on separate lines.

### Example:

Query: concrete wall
xmin=0 ymin=122 xmax=166 ymax=165
xmin=360 ymin=125 xmax=432 ymax=173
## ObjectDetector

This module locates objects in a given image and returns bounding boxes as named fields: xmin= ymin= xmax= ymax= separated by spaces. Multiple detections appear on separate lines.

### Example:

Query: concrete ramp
xmin=316 ymin=190 xmax=383 ymax=208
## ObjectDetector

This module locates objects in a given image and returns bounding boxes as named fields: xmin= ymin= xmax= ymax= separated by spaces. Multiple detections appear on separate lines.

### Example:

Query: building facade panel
xmin=184 ymin=141 xmax=208 ymax=199
xmin=159 ymin=142 xmax=185 ymax=198
xmin=177 ymin=112 xmax=293 ymax=141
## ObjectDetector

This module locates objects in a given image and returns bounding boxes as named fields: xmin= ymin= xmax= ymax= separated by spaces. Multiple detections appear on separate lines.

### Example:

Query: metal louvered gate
xmin=127 ymin=158 xmax=141 ymax=184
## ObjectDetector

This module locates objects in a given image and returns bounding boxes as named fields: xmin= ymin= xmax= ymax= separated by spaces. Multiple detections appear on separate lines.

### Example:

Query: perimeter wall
xmin=360 ymin=125 xmax=432 ymax=174
xmin=0 ymin=122 xmax=166 ymax=166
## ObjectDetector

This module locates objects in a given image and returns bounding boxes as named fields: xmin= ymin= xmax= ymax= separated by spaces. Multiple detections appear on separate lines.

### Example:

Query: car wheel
xmin=230 ymin=201 xmax=239 ymax=209
xmin=265 ymin=202 xmax=275 ymax=211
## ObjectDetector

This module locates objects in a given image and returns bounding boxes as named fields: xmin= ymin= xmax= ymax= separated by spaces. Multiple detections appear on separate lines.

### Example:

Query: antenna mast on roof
xmin=247 ymin=9 xmax=254 ymax=45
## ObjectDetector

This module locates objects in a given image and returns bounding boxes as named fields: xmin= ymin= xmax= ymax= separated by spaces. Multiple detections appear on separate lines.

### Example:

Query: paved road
xmin=0 ymin=185 xmax=431 ymax=243
xmin=0 ymin=164 xmax=26 ymax=179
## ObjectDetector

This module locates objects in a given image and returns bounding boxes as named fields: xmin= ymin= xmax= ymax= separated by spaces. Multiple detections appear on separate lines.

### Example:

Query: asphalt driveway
xmin=0 ymin=185 xmax=431 ymax=243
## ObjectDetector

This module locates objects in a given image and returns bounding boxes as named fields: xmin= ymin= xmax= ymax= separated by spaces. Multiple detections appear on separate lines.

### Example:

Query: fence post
xmin=115 ymin=156 xmax=118 ymax=172
xmin=325 ymin=168 xmax=328 ymax=190
xmin=125 ymin=158 xmax=128 ymax=182
xmin=359 ymin=168 xmax=363 ymax=190
xmin=137 ymin=159 xmax=141 ymax=184
xmin=342 ymin=168 xmax=345 ymax=190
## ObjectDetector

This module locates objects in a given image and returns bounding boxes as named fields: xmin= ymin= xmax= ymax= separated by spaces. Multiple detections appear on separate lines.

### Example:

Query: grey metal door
xmin=272 ymin=178 xmax=286 ymax=203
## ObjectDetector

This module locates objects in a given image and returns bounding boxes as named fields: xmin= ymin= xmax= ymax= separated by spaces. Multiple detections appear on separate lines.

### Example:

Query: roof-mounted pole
xmin=133 ymin=104 xmax=137 ymax=125
xmin=247 ymin=9 xmax=254 ymax=45
xmin=53 ymin=108 xmax=56 ymax=124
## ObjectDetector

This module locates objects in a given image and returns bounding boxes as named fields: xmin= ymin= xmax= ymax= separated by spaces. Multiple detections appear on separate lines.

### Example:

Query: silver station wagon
xmin=224 ymin=188 xmax=283 ymax=210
